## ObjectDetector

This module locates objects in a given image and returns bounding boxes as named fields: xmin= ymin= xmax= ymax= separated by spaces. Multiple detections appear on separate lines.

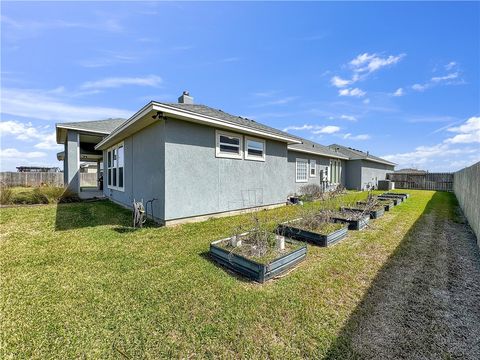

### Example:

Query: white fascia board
xmin=95 ymin=103 xmax=154 ymax=150
xmin=56 ymin=124 xmax=111 ymax=144
xmin=288 ymin=147 xmax=349 ymax=160
xmin=363 ymin=157 xmax=397 ymax=166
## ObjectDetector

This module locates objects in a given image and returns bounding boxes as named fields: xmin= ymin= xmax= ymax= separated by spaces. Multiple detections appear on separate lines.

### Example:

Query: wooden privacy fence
xmin=386 ymin=172 xmax=454 ymax=191
xmin=0 ymin=172 xmax=98 ymax=187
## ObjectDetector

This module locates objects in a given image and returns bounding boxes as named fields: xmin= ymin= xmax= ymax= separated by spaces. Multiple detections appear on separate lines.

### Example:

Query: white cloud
xmin=34 ymin=132 xmax=60 ymax=150
xmin=0 ymin=120 xmax=39 ymax=140
xmin=0 ymin=148 xmax=54 ymax=171
xmin=283 ymin=124 xmax=342 ymax=138
xmin=343 ymin=133 xmax=370 ymax=140
xmin=412 ymin=71 xmax=461 ymax=92
xmin=338 ymin=88 xmax=366 ymax=97
xmin=81 ymin=75 xmax=162 ymax=90
xmin=78 ymin=53 xmax=138 ymax=68
xmin=383 ymin=116 xmax=480 ymax=171
xmin=330 ymin=52 xmax=405 ymax=95
xmin=1 ymin=88 xmax=132 ymax=122
xmin=0 ymin=148 xmax=46 ymax=159
xmin=445 ymin=116 xmax=480 ymax=144
xmin=283 ymin=124 xmax=340 ymax=134
xmin=313 ymin=126 xmax=340 ymax=134
xmin=349 ymin=53 xmax=405 ymax=74
xmin=412 ymin=83 xmax=427 ymax=92
xmin=330 ymin=76 xmax=351 ymax=88
xmin=445 ymin=61 xmax=457 ymax=71
xmin=0 ymin=120 xmax=61 ymax=151
xmin=363 ymin=98 xmax=370 ymax=104
xmin=431 ymin=72 xmax=459 ymax=83
xmin=393 ymin=88 xmax=404 ymax=96
xmin=340 ymin=115 xmax=357 ymax=121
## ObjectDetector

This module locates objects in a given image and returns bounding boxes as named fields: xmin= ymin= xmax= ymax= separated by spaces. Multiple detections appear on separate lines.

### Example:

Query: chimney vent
xmin=178 ymin=91 xmax=194 ymax=104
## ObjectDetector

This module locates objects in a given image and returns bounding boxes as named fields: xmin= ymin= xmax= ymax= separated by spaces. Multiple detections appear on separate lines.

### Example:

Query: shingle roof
xmin=288 ymin=139 xmax=349 ymax=159
xmin=328 ymin=144 xmax=396 ymax=166
xmin=57 ymin=118 xmax=127 ymax=134
xmin=158 ymin=103 xmax=301 ymax=141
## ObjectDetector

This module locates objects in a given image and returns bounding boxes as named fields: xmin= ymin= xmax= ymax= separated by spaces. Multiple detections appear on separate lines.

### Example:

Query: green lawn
xmin=1 ymin=190 xmax=474 ymax=358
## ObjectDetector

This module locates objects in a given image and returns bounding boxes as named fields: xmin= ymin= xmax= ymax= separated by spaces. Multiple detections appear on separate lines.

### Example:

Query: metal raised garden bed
xmin=383 ymin=192 xmax=409 ymax=199
xmin=342 ymin=206 xmax=385 ymax=219
xmin=209 ymin=236 xmax=307 ymax=283
xmin=276 ymin=219 xmax=348 ymax=247
xmin=357 ymin=200 xmax=394 ymax=212
xmin=378 ymin=195 xmax=403 ymax=204
xmin=332 ymin=214 xmax=370 ymax=230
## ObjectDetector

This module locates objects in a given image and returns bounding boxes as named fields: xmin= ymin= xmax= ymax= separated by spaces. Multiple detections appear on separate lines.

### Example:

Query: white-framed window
xmin=296 ymin=158 xmax=308 ymax=183
xmin=329 ymin=159 xmax=342 ymax=184
xmin=310 ymin=159 xmax=316 ymax=177
xmin=244 ymin=136 xmax=266 ymax=161
xmin=215 ymin=130 xmax=243 ymax=159
xmin=107 ymin=142 xmax=124 ymax=191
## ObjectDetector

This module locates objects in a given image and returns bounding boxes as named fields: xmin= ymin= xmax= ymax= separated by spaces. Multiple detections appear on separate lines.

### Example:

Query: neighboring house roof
xmin=95 ymin=101 xmax=302 ymax=150
xmin=328 ymin=144 xmax=396 ymax=166
xmin=56 ymin=118 xmax=127 ymax=144
xmin=394 ymin=168 xmax=427 ymax=174
xmin=288 ymin=139 xmax=349 ymax=160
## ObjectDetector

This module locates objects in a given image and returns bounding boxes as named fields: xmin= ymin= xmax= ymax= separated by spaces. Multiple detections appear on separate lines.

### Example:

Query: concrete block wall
xmin=453 ymin=161 xmax=480 ymax=246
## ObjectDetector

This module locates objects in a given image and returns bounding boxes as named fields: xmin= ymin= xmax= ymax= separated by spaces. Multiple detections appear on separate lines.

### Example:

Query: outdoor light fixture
xmin=152 ymin=111 xmax=165 ymax=120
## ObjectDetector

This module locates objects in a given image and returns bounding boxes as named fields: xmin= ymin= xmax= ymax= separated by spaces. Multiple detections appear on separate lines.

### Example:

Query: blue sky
xmin=1 ymin=1 xmax=479 ymax=171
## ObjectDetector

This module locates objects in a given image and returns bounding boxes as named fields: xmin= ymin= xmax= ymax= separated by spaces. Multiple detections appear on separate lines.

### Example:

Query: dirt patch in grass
xmin=325 ymin=191 xmax=480 ymax=359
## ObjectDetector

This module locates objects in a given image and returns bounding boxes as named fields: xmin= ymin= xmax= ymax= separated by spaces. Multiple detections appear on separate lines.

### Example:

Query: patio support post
xmin=65 ymin=130 xmax=80 ymax=194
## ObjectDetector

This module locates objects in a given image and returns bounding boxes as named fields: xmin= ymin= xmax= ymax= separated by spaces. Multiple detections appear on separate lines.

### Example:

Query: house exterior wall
xmin=345 ymin=159 xmax=362 ymax=190
xmin=163 ymin=119 xmax=289 ymax=221
xmin=360 ymin=160 xmax=394 ymax=190
xmin=287 ymin=151 xmax=346 ymax=195
xmin=103 ymin=121 xmax=165 ymax=221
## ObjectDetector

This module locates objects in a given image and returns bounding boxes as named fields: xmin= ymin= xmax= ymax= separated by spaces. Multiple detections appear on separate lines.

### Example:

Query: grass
xmin=1 ymin=190 xmax=475 ymax=358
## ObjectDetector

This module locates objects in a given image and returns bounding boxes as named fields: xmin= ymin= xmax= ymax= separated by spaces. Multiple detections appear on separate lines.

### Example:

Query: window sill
xmin=244 ymin=156 xmax=265 ymax=162
xmin=108 ymin=186 xmax=125 ymax=192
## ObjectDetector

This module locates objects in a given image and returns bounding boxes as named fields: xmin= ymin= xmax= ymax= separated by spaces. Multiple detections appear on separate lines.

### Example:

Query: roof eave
xmin=288 ymin=146 xmax=349 ymax=160
xmin=95 ymin=102 xmax=302 ymax=150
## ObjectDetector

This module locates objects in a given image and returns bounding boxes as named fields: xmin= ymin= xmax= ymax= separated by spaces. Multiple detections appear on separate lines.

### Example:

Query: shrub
xmin=0 ymin=183 xmax=13 ymax=205
xmin=299 ymin=184 xmax=324 ymax=201
xmin=4 ymin=186 xmax=80 ymax=205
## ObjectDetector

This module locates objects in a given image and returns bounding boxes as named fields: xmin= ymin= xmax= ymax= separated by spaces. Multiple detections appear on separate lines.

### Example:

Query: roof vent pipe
xmin=178 ymin=91 xmax=194 ymax=104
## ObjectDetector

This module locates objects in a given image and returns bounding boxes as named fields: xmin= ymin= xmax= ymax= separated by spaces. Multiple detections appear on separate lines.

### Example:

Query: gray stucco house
xmin=56 ymin=92 xmax=394 ymax=225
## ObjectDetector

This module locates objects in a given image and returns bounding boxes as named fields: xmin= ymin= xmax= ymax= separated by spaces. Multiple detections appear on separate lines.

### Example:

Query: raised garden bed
xmin=383 ymin=192 xmax=409 ymax=199
xmin=210 ymin=233 xmax=307 ymax=283
xmin=331 ymin=211 xmax=370 ymax=230
xmin=342 ymin=206 xmax=385 ymax=219
xmin=276 ymin=219 xmax=348 ymax=247
xmin=378 ymin=195 xmax=403 ymax=204
xmin=358 ymin=199 xmax=394 ymax=211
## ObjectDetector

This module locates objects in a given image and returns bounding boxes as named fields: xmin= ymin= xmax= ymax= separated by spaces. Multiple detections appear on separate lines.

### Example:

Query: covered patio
xmin=55 ymin=119 xmax=126 ymax=198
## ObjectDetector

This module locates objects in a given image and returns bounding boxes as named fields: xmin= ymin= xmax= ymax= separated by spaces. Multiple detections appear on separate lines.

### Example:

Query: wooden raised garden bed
xmin=210 ymin=234 xmax=307 ymax=283
xmin=331 ymin=212 xmax=370 ymax=230
xmin=276 ymin=219 xmax=348 ymax=247
xmin=342 ymin=206 xmax=385 ymax=219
